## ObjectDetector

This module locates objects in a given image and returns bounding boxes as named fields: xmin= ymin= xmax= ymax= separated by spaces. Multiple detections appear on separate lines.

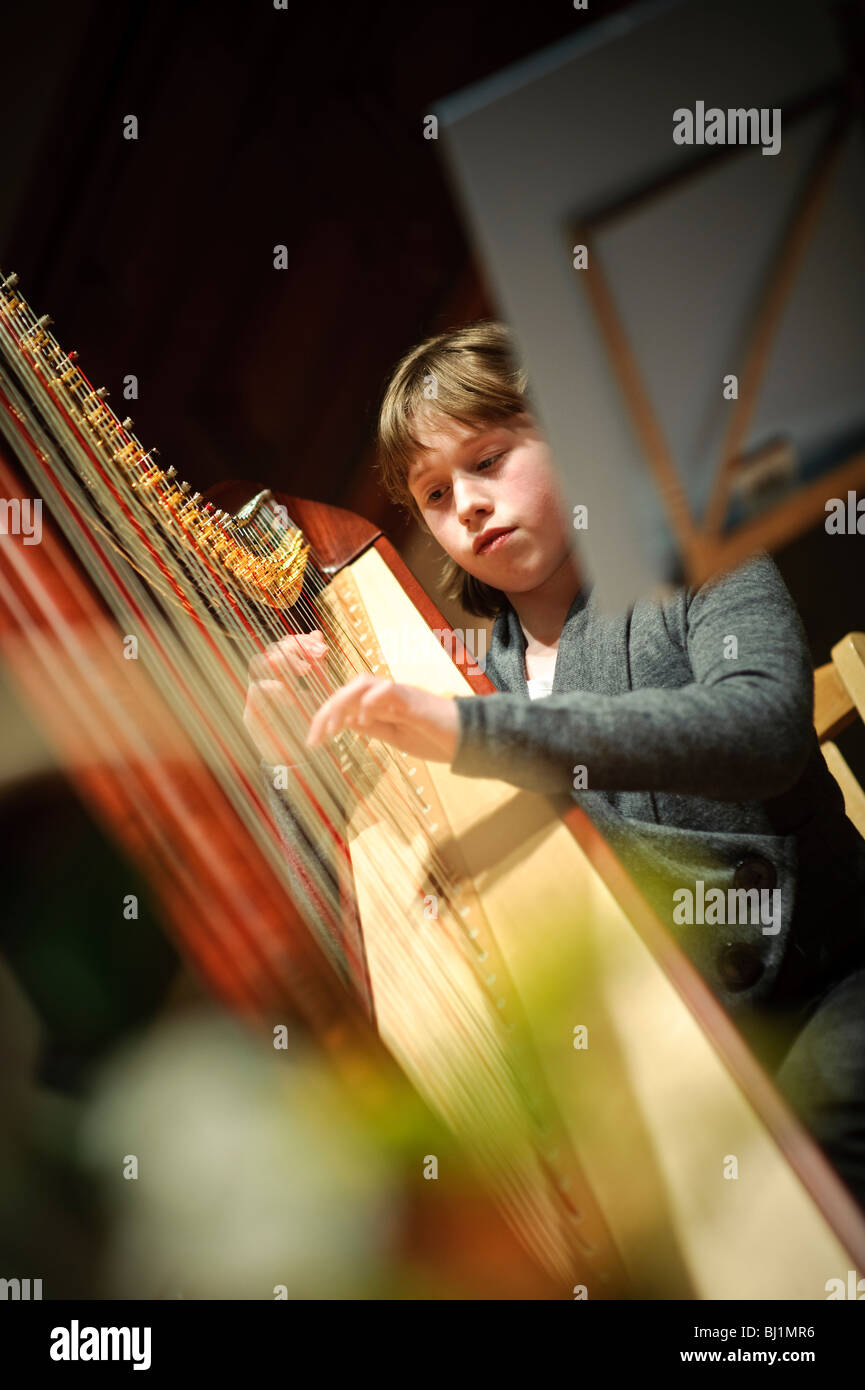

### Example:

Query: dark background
xmin=3 ymin=0 xmax=632 ymax=535
xmin=0 ymin=0 xmax=864 ymax=1292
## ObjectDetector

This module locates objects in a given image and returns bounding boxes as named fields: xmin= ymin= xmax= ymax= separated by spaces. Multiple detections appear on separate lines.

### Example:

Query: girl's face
xmin=406 ymin=411 xmax=573 ymax=594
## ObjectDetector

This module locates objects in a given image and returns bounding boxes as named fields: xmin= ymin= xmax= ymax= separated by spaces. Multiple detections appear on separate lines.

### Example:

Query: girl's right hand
xmin=243 ymin=629 xmax=333 ymax=764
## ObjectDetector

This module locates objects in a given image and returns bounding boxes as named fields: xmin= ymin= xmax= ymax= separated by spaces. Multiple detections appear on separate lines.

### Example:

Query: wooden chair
xmin=814 ymin=632 xmax=865 ymax=838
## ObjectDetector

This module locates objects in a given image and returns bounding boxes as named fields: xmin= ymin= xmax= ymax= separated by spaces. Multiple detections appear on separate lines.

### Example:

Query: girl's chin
xmin=482 ymin=570 xmax=543 ymax=595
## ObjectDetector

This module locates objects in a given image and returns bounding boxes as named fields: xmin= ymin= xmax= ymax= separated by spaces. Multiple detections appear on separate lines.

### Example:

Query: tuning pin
xmin=164 ymin=466 xmax=177 ymax=480
xmin=121 ymin=417 xmax=133 ymax=428
xmin=2 ymin=272 xmax=19 ymax=289
xmin=95 ymin=386 xmax=109 ymax=398
xmin=22 ymin=313 xmax=52 ymax=337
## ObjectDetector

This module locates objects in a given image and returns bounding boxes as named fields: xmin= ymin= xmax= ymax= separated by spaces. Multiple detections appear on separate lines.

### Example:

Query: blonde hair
xmin=374 ymin=320 xmax=531 ymax=619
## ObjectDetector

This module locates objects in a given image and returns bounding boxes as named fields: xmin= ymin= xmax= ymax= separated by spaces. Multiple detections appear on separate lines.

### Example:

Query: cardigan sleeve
xmin=450 ymin=553 xmax=815 ymax=802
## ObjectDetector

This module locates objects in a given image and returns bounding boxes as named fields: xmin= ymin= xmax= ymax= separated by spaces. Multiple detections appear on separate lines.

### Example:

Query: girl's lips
xmin=476 ymin=527 xmax=516 ymax=555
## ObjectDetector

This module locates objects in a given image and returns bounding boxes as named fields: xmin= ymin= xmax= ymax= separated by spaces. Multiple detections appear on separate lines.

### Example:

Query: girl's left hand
xmin=306 ymin=674 xmax=460 ymax=764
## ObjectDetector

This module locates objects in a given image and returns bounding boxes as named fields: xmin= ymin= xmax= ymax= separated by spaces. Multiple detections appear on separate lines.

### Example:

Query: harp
xmin=1 ymin=268 xmax=863 ymax=1299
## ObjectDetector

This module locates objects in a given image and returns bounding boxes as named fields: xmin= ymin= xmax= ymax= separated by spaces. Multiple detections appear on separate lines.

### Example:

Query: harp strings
xmin=1 ymin=308 xmax=481 ymax=979
xmin=0 ymin=483 xmax=308 ymax=1017
xmin=0 ymin=280 xmax=594 ymax=1284
xmin=0 ymin=280 xmax=456 ymax=894
xmin=0 ymin=282 xmax=466 ymax=910
xmin=0 ymin=285 xmax=520 ymax=1004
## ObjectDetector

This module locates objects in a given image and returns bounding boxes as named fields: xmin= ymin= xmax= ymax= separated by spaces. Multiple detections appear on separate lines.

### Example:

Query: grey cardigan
xmin=451 ymin=552 xmax=865 ymax=1021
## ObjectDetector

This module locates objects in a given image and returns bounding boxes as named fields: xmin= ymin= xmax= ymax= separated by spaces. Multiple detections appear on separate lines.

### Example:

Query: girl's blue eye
xmin=426 ymin=453 xmax=503 ymax=505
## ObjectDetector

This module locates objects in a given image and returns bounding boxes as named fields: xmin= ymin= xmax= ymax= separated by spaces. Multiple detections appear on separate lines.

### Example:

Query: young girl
xmin=248 ymin=320 xmax=865 ymax=1215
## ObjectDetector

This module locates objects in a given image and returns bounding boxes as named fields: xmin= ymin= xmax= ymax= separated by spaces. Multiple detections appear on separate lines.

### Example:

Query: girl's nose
xmin=452 ymin=476 xmax=492 ymax=522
